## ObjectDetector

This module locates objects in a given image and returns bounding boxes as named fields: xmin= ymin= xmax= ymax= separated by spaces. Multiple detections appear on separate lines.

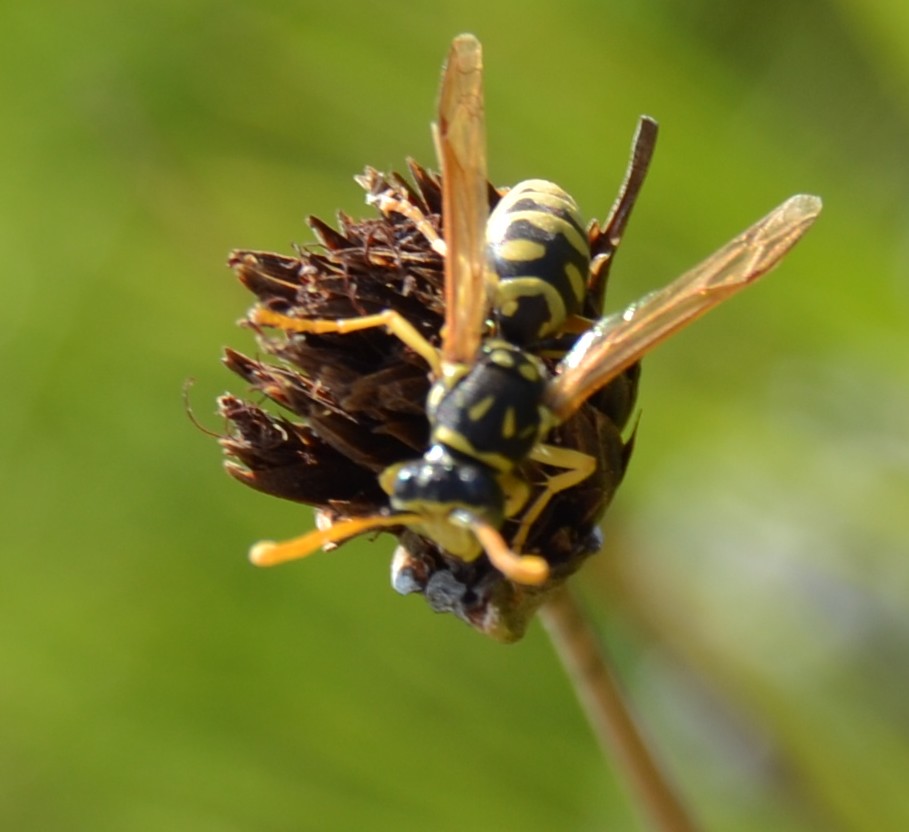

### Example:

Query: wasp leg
xmin=251 ymin=512 xmax=423 ymax=566
xmin=467 ymin=513 xmax=549 ymax=586
xmin=370 ymin=192 xmax=448 ymax=258
xmin=251 ymin=307 xmax=442 ymax=378
xmin=511 ymin=444 xmax=597 ymax=551
xmin=560 ymin=313 xmax=595 ymax=334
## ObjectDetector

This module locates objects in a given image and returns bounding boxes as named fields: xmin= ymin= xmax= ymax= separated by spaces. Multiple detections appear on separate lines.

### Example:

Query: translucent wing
xmin=434 ymin=33 xmax=489 ymax=367
xmin=545 ymin=194 xmax=823 ymax=422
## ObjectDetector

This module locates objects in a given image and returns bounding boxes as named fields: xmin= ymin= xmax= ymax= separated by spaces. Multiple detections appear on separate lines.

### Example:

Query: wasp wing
xmin=545 ymin=194 xmax=823 ymax=422
xmin=434 ymin=33 xmax=489 ymax=367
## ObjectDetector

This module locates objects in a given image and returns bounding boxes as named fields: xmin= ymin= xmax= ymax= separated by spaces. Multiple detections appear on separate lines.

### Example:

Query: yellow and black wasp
xmin=245 ymin=34 xmax=821 ymax=588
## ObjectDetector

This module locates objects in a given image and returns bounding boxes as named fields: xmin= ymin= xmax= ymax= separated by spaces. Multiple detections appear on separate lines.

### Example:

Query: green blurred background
xmin=3 ymin=0 xmax=908 ymax=829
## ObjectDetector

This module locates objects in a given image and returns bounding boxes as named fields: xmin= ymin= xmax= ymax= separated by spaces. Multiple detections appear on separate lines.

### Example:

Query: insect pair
xmin=246 ymin=34 xmax=821 ymax=586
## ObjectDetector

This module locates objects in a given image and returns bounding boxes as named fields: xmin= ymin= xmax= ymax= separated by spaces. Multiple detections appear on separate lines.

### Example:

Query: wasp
xmin=245 ymin=34 xmax=821 ymax=587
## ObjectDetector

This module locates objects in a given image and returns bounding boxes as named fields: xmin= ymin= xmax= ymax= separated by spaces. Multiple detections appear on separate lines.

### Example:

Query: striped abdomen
xmin=487 ymin=179 xmax=590 ymax=346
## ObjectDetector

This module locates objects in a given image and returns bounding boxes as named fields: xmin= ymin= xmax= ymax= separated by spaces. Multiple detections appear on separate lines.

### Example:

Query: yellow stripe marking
xmin=502 ymin=407 xmax=516 ymax=439
xmin=468 ymin=395 xmax=495 ymax=422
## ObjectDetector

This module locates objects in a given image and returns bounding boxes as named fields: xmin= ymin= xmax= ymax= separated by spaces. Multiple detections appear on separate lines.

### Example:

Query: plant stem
xmin=541 ymin=585 xmax=699 ymax=832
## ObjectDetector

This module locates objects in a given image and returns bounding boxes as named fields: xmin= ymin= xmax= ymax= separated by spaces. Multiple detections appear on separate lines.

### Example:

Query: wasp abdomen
xmin=487 ymin=179 xmax=590 ymax=345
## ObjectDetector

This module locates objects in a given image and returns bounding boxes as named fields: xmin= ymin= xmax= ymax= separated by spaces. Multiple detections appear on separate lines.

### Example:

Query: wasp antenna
xmin=470 ymin=518 xmax=550 ymax=586
xmin=251 ymin=513 xmax=422 ymax=567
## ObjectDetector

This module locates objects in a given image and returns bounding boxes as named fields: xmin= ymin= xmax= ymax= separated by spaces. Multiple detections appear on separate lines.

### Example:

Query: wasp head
xmin=380 ymin=448 xmax=505 ymax=561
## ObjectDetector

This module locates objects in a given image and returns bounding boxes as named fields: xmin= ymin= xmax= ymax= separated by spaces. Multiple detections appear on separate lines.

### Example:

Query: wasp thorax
xmin=429 ymin=341 xmax=549 ymax=474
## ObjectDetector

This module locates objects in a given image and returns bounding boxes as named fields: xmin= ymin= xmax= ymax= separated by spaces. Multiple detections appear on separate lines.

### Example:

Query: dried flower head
xmin=218 ymin=161 xmax=639 ymax=642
